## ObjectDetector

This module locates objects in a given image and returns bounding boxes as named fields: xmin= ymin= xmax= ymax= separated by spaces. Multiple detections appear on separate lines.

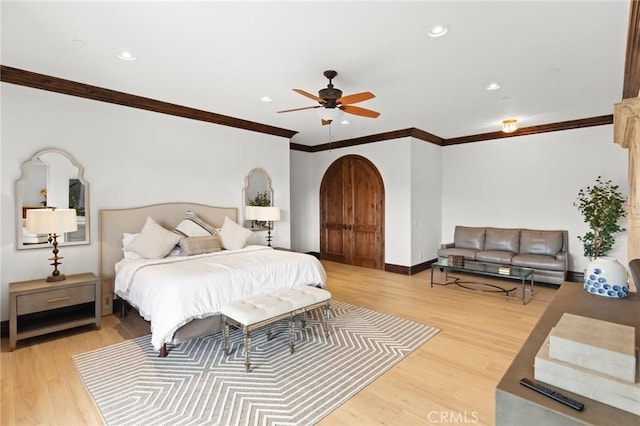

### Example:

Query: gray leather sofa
xmin=437 ymin=226 xmax=568 ymax=285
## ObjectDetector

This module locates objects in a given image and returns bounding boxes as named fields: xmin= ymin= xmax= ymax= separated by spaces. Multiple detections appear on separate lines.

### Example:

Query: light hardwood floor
xmin=1 ymin=261 xmax=559 ymax=425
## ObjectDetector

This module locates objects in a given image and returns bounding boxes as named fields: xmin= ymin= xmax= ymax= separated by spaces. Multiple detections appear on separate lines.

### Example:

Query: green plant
xmin=248 ymin=191 xmax=270 ymax=208
xmin=248 ymin=191 xmax=270 ymax=228
xmin=574 ymin=176 xmax=626 ymax=259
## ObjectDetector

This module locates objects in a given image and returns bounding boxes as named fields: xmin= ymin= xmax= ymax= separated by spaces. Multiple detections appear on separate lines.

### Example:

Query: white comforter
xmin=114 ymin=245 xmax=327 ymax=350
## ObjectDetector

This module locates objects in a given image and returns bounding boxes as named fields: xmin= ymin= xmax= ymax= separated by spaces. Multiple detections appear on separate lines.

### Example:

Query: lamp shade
xmin=26 ymin=208 xmax=77 ymax=235
xmin=253 ymin=206 xmax=281 ymax=221
xmin=245 ymin=205 xmax=258 ymax=220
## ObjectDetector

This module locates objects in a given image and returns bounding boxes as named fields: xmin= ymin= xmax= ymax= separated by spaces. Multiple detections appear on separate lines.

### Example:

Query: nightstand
xmin=9 ymin=272 xmax=101 ymax=351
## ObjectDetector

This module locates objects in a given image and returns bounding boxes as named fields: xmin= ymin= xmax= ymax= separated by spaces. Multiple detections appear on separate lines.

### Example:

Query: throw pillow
xmin=125 ymin=216 xmax=182 ymax=259
xmin=218 ymin=216 xmax=252 ymax=250
xmin=180 ymin=235 xmax=221 ymax=255
xmin=173 ymin=211 xmax=217 ymax=237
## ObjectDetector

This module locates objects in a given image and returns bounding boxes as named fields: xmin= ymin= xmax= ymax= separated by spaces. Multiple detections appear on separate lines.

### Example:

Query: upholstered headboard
xmin=99 ymin=203 xmax=237 ymax=282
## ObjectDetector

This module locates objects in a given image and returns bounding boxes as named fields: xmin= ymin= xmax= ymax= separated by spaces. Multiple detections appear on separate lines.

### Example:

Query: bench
xmin=220 ymin=285 xmax=331 ymax=372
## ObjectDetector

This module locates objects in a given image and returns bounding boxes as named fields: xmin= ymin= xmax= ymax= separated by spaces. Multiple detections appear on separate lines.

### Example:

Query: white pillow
xmin=173 ymin=211 xmax=217 ymax=237
xmin=218 ymin=216 xmax=252 ymax=250
xmin=122 ymin=233 xmax=143 ymax=260
xmin=125 ymin=216 xmax=183 ymax=259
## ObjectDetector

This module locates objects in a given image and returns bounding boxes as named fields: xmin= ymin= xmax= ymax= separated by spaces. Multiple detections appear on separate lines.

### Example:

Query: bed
xmin=99 ymin=202 xmax=327 ymax=356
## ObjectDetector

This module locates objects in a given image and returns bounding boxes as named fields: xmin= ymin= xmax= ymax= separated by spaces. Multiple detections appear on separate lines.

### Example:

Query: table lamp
xmin=26 ymin=208 xmax=77 ymax=282
xmin=251 ymin=206 xmax=281 ymax=247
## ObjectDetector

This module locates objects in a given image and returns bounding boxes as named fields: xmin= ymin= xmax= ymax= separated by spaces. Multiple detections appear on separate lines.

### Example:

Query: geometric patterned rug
xmin=73 ymin=300 xmax=439 ymax=426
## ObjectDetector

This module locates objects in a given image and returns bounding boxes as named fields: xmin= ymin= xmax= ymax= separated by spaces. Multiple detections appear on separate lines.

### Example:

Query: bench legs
xmin=289 ymin=312 xmax=295 ymax=354
xmin=244 ymin=329 xmax=252 ymax=373
xmin=323 ymin=300 xmax=330 ymax=337
xmin=222 ymin=302 xmax=330 ymax=373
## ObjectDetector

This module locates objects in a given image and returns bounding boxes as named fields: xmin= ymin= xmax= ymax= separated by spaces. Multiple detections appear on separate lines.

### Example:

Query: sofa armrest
xmin=555 ymin=251 xmax=568 ymax=267
xmin=441 ymin=242 xmax=455 ymax=249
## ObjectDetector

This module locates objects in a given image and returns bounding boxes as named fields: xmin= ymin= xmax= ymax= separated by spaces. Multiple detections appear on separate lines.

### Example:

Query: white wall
xmin=1 ymin=84 xmax=291 ymax=321
xmin=411 ymin=139 xmax=442 ymax=266
xmin=441 ymin=125 xmax=628 ymax=273
xmin=289 ymin=150 xmax=315 ymax=252
xmin=289 ymin=137 xmax=444 ymax=267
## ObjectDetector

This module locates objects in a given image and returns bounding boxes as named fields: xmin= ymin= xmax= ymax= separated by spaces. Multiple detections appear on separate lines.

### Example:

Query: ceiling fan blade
xmin=340 ymin=105 xmax=380 ymax=118
xmin=293 ymin=89 xmax=326 ymax=103
xmin=337 ymin=91 xmax=375 ymax=105
xmin=277 ymin=105 xmax=322 ymax=113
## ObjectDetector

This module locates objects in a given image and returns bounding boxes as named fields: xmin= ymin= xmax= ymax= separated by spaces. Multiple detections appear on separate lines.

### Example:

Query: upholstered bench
xmin=220 ymin=285 xmax=331 ymax=372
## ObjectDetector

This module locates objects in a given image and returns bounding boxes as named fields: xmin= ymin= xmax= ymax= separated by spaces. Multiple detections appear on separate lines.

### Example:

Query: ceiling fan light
xmin=502 ymin=118 xmax=518 ymax=133
xmin=316 ymin=108 xmax=343 ymax=121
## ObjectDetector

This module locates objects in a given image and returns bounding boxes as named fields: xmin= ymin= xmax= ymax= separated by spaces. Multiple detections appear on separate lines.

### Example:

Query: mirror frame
xmin=16 ymin=148 xmax=91 ymax=250
xmin=242 ymin=168 xmax=273 ymax=228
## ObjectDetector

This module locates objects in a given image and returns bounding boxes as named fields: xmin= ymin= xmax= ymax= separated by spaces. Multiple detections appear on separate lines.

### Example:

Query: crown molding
xmin=0 ymin=65 xmax=298 ymax=139
xmin=291 ymin=115 xmax=614 ymax=152
xmin=0 ymin=65 xmax=616 ymax=152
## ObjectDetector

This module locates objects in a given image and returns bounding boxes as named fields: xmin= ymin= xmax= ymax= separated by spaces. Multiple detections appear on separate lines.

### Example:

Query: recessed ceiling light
xmin=486 ymin=82 xmax=502 ymax=91
xmin=117 ymin=51 xmax=136 ymax=61
xmin=260 ymin=96 xmax=272 ymax=102
xmin=340 ymin=119 xmax=350 ymax=125
xmin=428 ymin=25 xmax=448 ymax=38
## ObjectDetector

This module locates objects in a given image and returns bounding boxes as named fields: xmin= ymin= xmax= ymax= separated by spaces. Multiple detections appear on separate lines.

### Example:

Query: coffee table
xmin=430 ymin=258 xmax=535 ymax=304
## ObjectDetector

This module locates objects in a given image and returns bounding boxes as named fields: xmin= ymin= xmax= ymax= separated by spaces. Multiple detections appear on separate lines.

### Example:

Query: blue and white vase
xmin=583 ymin=257 xmax=629 ymax=298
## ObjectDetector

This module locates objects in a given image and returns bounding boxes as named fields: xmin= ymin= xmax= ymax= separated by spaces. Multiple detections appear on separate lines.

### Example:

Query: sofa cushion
xmin=476 ymin=250 xmax=516 ymax=264
xmin=454 ymin=226 xmax=486 ymax=250
xmin=512 ymin=254 xmax=566 ymax=271
xmin=520 ymin=230 xmax=563 ymax=256
xmin=437 ymin=247 xmax=479 ymax=260
xmin=485 ymin=228 xmax=520 ymax=253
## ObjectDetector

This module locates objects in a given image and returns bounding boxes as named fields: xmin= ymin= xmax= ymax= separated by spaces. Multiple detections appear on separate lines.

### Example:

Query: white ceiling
xmin=1 ymin=1 xmax=630 ymax=146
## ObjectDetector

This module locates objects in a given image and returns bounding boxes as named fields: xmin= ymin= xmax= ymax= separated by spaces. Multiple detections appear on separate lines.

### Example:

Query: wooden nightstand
xmin=9 ymin=272 xmax=101 ymax=351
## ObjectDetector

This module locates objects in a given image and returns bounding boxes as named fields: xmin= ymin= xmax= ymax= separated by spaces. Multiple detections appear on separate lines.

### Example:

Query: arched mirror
xmin=242 ymin=168 xmax=273 ymax=229
xmin=16 ymin=148 xmax=90 ymax=249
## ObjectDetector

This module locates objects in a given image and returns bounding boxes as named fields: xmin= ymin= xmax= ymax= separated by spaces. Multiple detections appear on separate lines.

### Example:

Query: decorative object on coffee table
xmin=448 ymin=254 xmax=465 ymax=267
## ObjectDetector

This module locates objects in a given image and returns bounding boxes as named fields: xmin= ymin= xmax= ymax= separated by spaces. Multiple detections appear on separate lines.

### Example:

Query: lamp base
xmin=46 ymin=273 xmax=66 ymax=282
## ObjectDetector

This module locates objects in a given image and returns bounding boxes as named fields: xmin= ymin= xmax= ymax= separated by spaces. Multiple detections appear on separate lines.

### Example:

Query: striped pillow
xmin=173 ymin=211 xmax=217 ymax=237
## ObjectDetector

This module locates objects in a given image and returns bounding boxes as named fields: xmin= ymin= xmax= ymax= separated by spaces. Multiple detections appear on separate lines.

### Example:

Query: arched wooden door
xmin=320 ymin=155 xmax=385 ymax=269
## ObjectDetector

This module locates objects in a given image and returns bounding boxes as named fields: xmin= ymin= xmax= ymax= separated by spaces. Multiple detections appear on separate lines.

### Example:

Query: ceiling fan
xmin=277 ymin=70 xmax=380 ymax=125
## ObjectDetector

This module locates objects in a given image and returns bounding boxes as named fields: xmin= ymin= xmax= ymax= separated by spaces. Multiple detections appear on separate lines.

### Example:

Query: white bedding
xmin=115 ymin=245 xmax=327 ymax=350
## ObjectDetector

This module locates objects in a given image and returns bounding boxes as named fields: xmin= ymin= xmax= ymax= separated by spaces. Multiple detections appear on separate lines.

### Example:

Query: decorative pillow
xmin=122 ymin=233 xmax=143 ymax=260
xmin=125 ymin=216 xmax=183 ymax=259
xmin=218 ymin=216 xmax=252 ymax=250
xmin=173 ymin=211 xmax=217 ymax=237
xmin=180 ymin=235 xmax=221 ymax=255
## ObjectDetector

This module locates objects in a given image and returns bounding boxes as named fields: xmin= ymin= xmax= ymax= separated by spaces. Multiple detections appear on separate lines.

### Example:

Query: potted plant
xmin=575 ymin=176 xmax=629 ymax=298
xmin=248 ymin=191 xmax=270 ymax=228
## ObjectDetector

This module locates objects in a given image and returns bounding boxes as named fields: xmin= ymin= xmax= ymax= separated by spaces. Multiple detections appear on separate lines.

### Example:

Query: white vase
xmin=583 ymin=257 xmax=629 ymax=298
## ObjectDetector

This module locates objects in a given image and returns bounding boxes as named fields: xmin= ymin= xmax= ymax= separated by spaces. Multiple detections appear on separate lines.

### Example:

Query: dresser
xmin=495 ymin=284 xmax=639 ymax=425
xmin=9 ymin=272 xmax=101 ymax=351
